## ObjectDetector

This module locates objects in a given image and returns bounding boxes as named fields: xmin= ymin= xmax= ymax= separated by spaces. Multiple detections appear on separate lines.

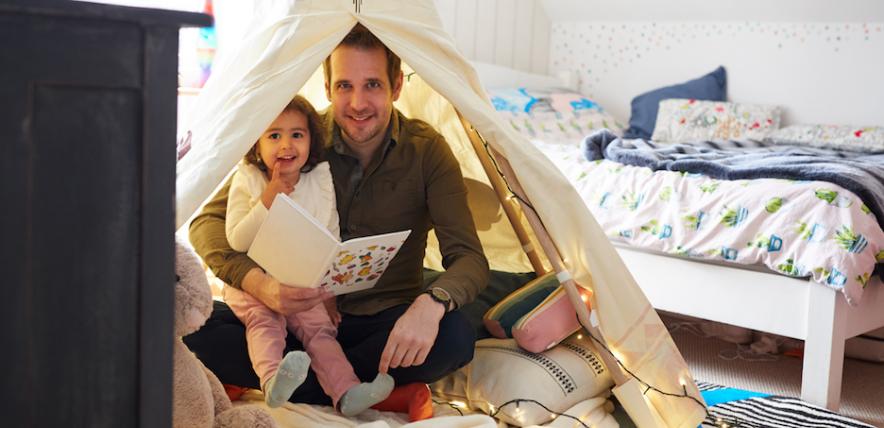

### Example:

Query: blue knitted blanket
xmin=581 ymin=129 xmax=884 ymax=229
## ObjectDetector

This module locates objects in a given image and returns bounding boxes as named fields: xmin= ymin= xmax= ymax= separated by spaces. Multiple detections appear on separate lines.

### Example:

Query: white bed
xmin=470 ymin=60 xmax=884 ymax=411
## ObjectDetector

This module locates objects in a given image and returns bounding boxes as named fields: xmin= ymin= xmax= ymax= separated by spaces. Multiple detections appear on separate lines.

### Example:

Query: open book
xmin=247 ymin=194 xmax=410 ymax=295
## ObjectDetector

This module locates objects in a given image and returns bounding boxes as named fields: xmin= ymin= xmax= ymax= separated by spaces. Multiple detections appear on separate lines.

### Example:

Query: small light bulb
xmin=580 ymin=294 xmax=589 ymax=302
xmin=450 ymin=400 xmax=466 ymax=409
xmin=577 ymin=334 xmax=583 ymax=340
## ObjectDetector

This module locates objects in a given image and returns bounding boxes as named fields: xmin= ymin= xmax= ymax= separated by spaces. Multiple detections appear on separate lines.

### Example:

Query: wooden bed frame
xmin=470 ymin=60 xmax=884 ymax=411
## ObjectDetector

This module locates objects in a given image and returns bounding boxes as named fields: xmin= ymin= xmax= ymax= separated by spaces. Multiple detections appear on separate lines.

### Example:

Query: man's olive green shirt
xmin=189 ymin=109 xmax=489 ymax=316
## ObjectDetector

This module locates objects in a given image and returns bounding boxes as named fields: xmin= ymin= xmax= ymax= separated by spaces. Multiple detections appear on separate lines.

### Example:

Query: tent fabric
xmin=175 ymin=1 xmax=706 ymax=426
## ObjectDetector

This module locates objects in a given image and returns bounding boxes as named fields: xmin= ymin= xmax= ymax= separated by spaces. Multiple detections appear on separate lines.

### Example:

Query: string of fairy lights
xmin=403 ymin=62 xmax=747 ymax=428
xmin=459 ymin=127 xmax=749 ymax=428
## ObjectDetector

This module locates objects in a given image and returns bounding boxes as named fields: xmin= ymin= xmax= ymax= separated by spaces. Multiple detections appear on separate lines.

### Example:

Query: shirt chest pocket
xmin=372 ymin=178 xmax=425 ymax=216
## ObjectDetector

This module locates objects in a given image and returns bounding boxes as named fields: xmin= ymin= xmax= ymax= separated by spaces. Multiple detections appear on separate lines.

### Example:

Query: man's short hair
xmin=323 ymin=23 xmax=402 ymax=87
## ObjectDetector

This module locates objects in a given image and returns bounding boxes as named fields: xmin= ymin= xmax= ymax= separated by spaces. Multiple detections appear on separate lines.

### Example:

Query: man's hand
xmin=242 ymin=268 xmax=329 ymax=316
xmin=378 ymin=293 xmax=446 ymax=373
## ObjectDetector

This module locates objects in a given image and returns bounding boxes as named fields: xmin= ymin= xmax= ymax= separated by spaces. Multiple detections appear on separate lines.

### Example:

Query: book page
xmin=247 ymin=194 xmax=338 ymax=288
xmin=318 ymin=230 xmax=411 ymax=295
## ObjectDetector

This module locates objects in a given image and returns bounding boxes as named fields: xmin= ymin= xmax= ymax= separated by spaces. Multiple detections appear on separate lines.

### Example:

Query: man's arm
xmin=189 ymin=178 xmax=329 ymax=315
xmin=379 ymin=133 xmax=489 ymax=373
xmin=189 ymin=178 xmax=260 ymax=289
xmin=420 ymin=133 xmax=490 ymax=308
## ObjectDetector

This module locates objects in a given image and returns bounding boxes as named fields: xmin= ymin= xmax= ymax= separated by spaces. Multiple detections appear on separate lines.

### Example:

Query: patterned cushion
xmin=431 ymin=335 xmax=615 ymax=427
xmin=624 ymin=66 xmax=727 ymax=140
xmin=488 ymin=88 xmax=553 ymax=114
xmin=548 ymin=92 xmax=602 ymax=116
xmin=765 ymin=124 xmax=884 ymax=153
xmin=651 ymin=99 xmax=782 ymax=143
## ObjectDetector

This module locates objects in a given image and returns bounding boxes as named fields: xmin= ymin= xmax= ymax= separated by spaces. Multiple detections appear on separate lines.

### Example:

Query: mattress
xmin=528 ymin=136 xmax=883 ymax=305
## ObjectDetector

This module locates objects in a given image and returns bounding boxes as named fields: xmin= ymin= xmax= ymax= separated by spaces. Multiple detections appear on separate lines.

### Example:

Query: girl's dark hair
xmin=244 ymin=95 xmax=325 ymax=174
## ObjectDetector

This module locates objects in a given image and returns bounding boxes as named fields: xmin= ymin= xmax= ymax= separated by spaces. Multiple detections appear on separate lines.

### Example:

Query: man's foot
xmin=371 ymin=382 xmax=434 ymax=421
xmin=264 ymin=351 xmax=311 ymax=408
xmin=338 ymin=373 xmax=395 ymax=416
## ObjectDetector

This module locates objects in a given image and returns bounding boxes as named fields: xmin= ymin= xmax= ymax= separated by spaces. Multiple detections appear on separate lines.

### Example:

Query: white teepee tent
xmin=175 ymin=1 xmax=706 ymax=426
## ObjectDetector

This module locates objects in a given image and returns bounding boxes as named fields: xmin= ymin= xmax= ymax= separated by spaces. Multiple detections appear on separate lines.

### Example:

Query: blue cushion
xmin=623 ymin=66 xmax=727 ymax=140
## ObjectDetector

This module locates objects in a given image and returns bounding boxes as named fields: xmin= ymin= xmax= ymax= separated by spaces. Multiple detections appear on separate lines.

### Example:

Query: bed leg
xmin=801 ymin=284 xmax=847 ymax=410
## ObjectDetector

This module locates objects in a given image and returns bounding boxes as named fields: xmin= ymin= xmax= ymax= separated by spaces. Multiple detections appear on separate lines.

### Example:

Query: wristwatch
xmin=424 ymin=287 xmax=453 ymax=311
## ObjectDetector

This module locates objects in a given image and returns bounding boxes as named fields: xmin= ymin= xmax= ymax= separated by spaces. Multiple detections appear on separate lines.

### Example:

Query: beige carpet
xmin=663 ymin=314 xmax=884 ymax=427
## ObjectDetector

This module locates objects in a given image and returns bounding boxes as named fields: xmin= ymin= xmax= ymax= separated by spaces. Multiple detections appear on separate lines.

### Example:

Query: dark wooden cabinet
xmin=0 ymin=2 xmax=209 ymax=426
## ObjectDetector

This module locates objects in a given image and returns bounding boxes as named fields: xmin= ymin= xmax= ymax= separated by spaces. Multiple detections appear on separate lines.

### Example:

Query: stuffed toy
xmin=174 ymin=238 xmax=278 ymax=428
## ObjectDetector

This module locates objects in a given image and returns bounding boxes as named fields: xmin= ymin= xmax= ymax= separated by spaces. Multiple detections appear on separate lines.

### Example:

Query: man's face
xmin=325 ymin=45 xmax=403 ymax=151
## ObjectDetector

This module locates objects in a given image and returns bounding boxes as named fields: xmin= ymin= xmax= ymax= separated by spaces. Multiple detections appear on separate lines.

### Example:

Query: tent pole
xmin=470 ymin=138 xmax=628 ymax=386
xmin=485 ymin=149 xmax=671 ymax=427
xmin=457 ymin=114 xmax=547 ymax=276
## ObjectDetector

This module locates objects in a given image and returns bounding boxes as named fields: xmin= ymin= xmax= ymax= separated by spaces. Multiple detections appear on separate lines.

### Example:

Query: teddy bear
xmin=174 ymin=238 xmax=278 ymax=428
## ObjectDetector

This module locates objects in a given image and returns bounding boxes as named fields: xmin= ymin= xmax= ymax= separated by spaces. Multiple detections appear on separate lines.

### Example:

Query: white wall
xmin=540 ymin=1 xmax=884 ymax=126
xmin=547 ymin=21 xmax=884 ymax=127
xmin=434 ymin=0 xmax=550 ymax=75
xmin=540 ymin=0 xmax=884 ymax=22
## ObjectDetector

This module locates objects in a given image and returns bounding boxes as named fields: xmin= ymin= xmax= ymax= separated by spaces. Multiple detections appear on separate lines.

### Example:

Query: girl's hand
xmin=261 ymin=166 xmax=295 ymax=209
xmin=323 ymin=295 xmax=342 ymax=327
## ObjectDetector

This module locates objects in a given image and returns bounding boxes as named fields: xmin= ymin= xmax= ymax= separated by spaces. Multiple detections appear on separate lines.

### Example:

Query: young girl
xmin=223 ymin=95 xmax=393 ymax=414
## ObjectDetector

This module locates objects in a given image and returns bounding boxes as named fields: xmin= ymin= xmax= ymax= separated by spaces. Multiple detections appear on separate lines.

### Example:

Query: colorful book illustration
xmin=247 ymin=194 xmax=410 ymax=295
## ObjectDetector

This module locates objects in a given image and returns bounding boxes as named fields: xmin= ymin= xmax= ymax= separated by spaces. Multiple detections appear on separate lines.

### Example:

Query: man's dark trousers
xmin=184 ymin=300 xmax=476 ymax=405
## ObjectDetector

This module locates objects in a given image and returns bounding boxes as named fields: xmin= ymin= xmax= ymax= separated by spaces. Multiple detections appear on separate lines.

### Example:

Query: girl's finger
xmin=271 ymin=164 xmax=280 ymax=181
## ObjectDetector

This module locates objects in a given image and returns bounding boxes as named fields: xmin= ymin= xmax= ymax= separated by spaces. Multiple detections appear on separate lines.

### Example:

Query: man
xmin=185 ymin=23 xmax=489 ymax=406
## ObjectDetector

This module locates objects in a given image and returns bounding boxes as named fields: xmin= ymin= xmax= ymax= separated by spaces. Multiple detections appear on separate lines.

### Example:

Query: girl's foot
xmin=264 ymin=351 xmax=311 ymax=408
xmin=338 ymin=373 xmax=395 ymax=416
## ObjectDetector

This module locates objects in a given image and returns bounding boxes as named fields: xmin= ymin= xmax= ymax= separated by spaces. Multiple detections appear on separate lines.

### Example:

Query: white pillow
xmin=651 ymin=99 xmax=781 ymax=143
xmin=431 ymin=335 xmax=614 ymax=427
xmin=503 ymin=110 xmax=624 ymax=145
xmin=765 ymin=124 xmax=884 ymax=153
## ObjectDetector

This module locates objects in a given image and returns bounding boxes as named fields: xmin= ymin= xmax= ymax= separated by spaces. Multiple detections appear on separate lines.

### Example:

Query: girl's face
xmin=257 ymin=110 xmax=311 ymax=177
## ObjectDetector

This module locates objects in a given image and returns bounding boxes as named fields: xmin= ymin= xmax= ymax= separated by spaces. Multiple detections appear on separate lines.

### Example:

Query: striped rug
xmin=698 ymin=382 xmax=875 ymax=428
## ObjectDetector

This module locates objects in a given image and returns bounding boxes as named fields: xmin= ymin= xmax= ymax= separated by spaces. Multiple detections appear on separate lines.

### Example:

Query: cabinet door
xmin=0 ymin=11 xmax=177 ymax=428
